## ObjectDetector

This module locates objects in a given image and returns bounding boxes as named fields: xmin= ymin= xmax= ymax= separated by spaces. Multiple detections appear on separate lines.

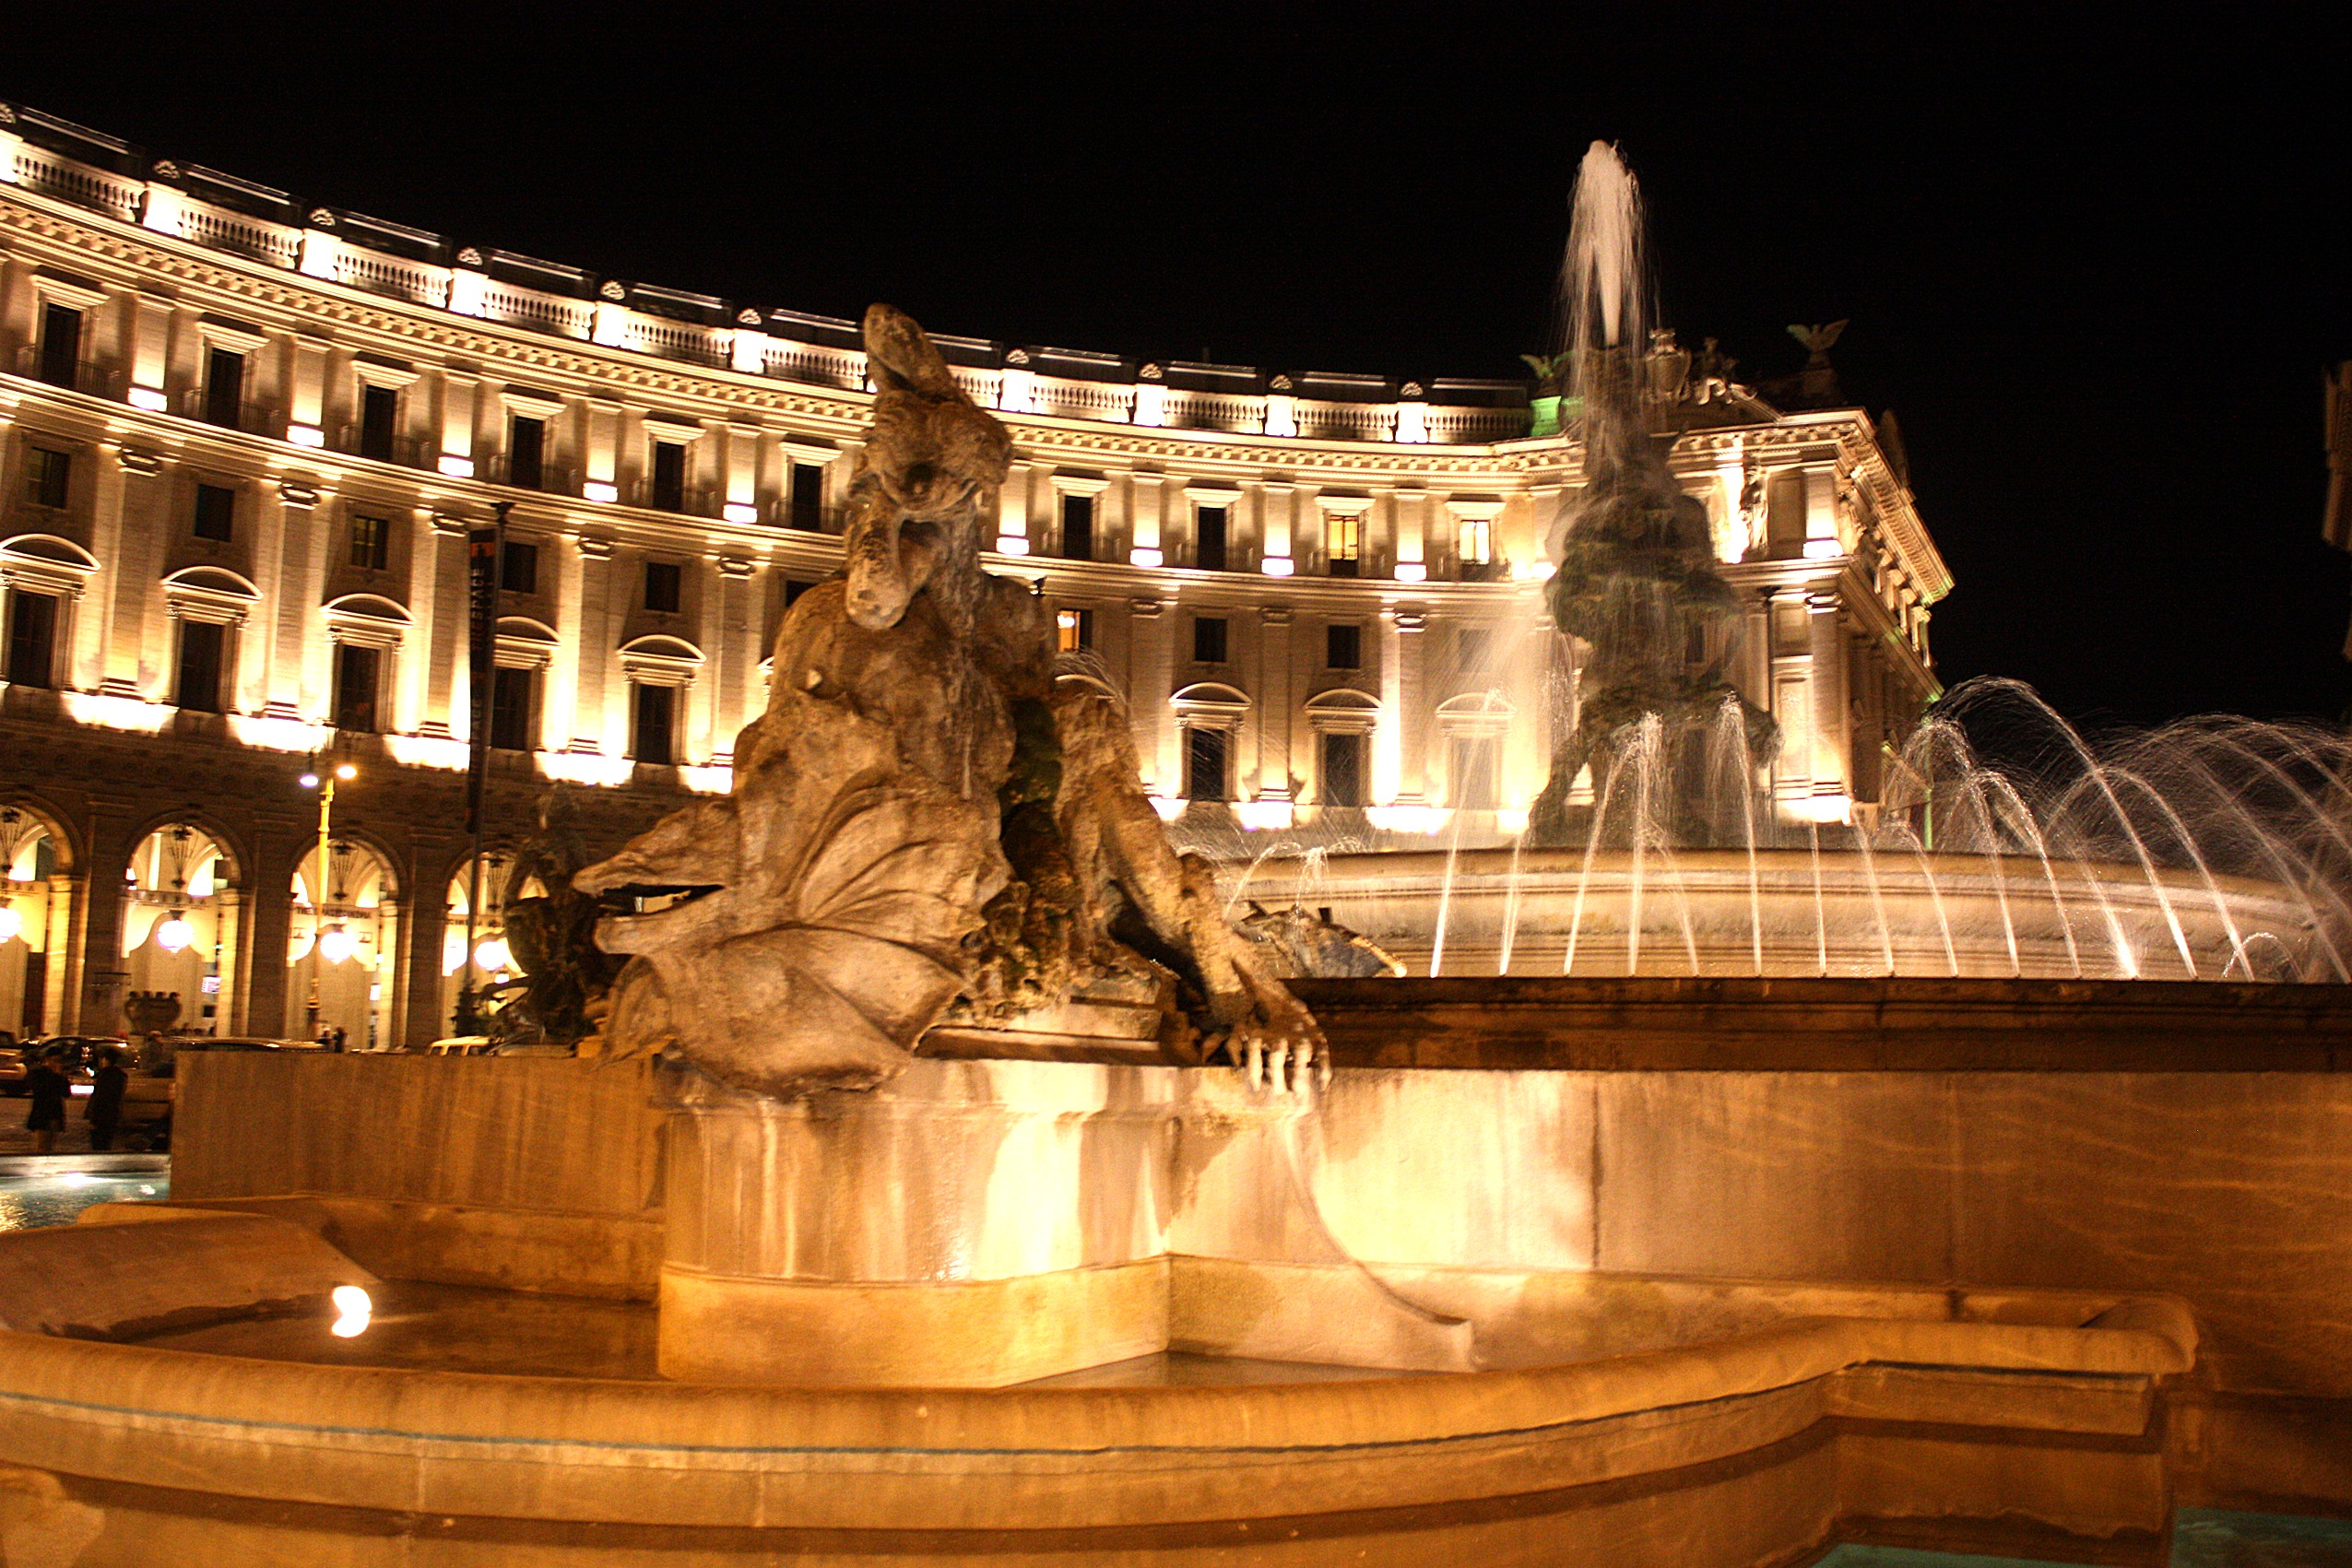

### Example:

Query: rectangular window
xmin=650 ymin=440 xmax=688 ymax=513
xmin=37 ymin=303 xmax=82 ymax=391
xmin=1056 ymin=607 xmax=1095 ymax=652
xmin=1458 ymin=516 xmax=1493 ymax=567
xmin=789 ymin=462 xmax=824 ymax=529
xmin=25 ymin=447 xmax=70 ymax=510
xmin=332 ymin=643 xmax=381 ymax=733
xmin=1196 ymin=506 xmax=1228 ymax=572
xmin=632 ymin=682 xmax=676 ymax=765
xmin=1192 ymin=616 xmax=1227 ymax=664
xmin=1320 ymin=731 xmax=1365 ymax=808
xmin=644 ymin=560 xmax=683 ymax=614
xmin=1326 ymin=623 xmax=1362 ymax=669
xmin=1326 ymin=513 xmax=1362 ymax=577
xmin=489 ymin=666 xmax=536 ymax=750
xmin=4 ymin=591 xmax=58 ymax=688
xmin=349 ymin=514 xmax=390 ymax=572
xmin=203 ymin=348 xmax=245 ymax=429
xmin=782 ymin=578 xmax=811 ymax=608
xmin=1185 ymin=726 xmax=1229 ymax=802
xmin=175 ymin=619 xmax=225 ymax=713
xmin=1059 ymin=493 xmax=1094 ymax=561
xmin=358 ymin=383 xmax=400 ymax=462
xmin=192 ymin=483 xmax=236 ymax=543
xmin=500 ymin=540 xmax=538 ymax=595
xmin=1457 ymin=627 xmax=1493 ymax=671
xmin=1450 ymin=737 xmax=1500 ymax=811
xmin=507 ymin=415 xmax=546 ymax=490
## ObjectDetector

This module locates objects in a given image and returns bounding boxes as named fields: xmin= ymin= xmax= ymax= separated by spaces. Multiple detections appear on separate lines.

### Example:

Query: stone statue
xmin=494 ymin=789 xmax=623 ymax=1047
xmin=577 ymin=305 xmax=1320 ymax=1098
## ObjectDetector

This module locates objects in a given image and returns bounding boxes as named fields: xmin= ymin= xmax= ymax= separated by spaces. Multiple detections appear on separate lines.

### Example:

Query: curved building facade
xmin=0 ymin=103 xmax=1947 ymax=1047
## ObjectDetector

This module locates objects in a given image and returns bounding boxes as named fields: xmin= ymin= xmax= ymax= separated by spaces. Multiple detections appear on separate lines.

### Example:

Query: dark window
xmin=507 ymin=415 xmax=546 ymax=490
xmin=358 ymin=384 xmax=400 ymax=462
xmin=5 ymin=592 xmax=58 ymax=688
xmin=1193 ymin=616 xmax=1227 ymax=665
xmin=1057 ymin=607 xmax=1095 ymax=651
xmin=25 ymin=447 xmax=70 ymax=510
xmin=650 ymin=440 xmax=687 ymax=513
xmin=500 ymin=541 xmax=538 ymax=595
xmin=789 ymin=462 xmax=824 ymax=529
xmin=1059 ymin=493 xmax=1094 ymax=560
xmin=644 ymin=560 xmax=682 ymax=614
xmin=192 ymin=483 xmax=236 ymax=542
xmin=332 ymin=643 xmax=381 ymax=733
xmin=489 ymin=666 xmax=536 ymax=750
xmin=1458 ymin=627 xmax=1493 ymax=671
xmin=175 ymin=619 xmax=225 ymax=713
xmin=632 ymin=682 xmax=676 ymax=765
xmin=1327 ymin=623 xmax=1362 ymax=669
xmin=1451 ymin=737 xmax=1499 ymax=810
xmin=203 ymin=348 xmax=244 ymax=428
xmin=1196 ymin=506 xmax=1227 ymax=572
xmin=782 ymin=578 xmax=811 ymax=608
xmin=1320 ymin=732 xmax=1365 ymax=808
xmin=349 ymin=514 xmax=389 ymax=572
xmin=37 ymin=303 xmax=82 ymax=390
xmin=1184 ymin=726 xmax=1229 ymax=801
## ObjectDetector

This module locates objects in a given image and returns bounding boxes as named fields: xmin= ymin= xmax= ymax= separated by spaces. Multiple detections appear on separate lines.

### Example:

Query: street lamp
xmin=299 ymin=761 xmax=358 ymax=1038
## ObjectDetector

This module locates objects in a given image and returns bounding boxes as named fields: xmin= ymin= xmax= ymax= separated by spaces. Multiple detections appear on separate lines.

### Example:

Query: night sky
xmin=10 ymin=7 xmax=2348 ymax=730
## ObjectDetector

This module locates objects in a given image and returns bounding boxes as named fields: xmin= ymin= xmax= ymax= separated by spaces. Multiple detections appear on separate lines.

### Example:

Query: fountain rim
xmin=1226 ymin=844 xmax=2311 ymax=901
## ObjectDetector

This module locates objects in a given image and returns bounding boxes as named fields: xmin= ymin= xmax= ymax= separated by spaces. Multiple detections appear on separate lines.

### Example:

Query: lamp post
xmin=299 ymin=761 xmax=357 ymax=1039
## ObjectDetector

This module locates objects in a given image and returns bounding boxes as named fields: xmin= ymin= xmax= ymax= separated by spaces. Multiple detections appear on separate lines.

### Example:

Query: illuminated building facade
xmin=0 ymin=103 xmax=1946 ymax=1045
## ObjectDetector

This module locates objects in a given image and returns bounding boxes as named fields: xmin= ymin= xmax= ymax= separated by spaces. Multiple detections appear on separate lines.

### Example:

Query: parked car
xmin=147 ymin=1037 xmax=320 ymax=1078
xmin=0 ymin=1044 xmax=25 ymax=1096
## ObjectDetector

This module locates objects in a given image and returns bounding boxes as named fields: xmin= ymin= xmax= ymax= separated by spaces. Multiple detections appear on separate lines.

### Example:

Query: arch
xmin=619 ymin=634 xmax=705 ymax=665
xmin=1171 ymin=681 xmax=1251 ymax=712
xmin=0 ymin=534 xmax=101 ymax=574
xmin=0 ymin=797 xmax=79 ymax=875
xmin=1436 ymin=690 xmax=1516 ymax=720
xmin=1306 ymin=688 xmax=1381 ymax=714
xmin=120 ymin=811 xmax=246 ymax=890
xmin=495 ymin=616 xmax=561 ymax=646
xmin=321 ymin=592 xmax=411 ymax=624
xmin=165 ymin=565 xmax=263 ymax=602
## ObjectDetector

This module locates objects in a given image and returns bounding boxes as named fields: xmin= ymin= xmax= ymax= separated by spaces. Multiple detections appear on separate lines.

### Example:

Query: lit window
xmin=1056 ymin=607 xmax=1095 ymax=652
xmin=1327 ymin=513 xmax=1361 ymax=578
xmin=1459 ymin=516 xmax=1493 ymax=566
xmin=349 ymin=514 xmax=390 ymax=572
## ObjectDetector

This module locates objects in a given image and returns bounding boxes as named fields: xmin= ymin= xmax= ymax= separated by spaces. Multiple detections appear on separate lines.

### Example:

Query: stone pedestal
xmin=655 ymin=1057 xmax=1181 ymax=1386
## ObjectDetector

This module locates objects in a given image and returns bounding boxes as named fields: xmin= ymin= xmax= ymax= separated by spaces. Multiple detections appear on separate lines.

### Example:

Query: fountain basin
xmin=0 ymin=1225 xmax=2188 ymax=1563
xmin=1229 ymin=846 xmax=2326 ymax=980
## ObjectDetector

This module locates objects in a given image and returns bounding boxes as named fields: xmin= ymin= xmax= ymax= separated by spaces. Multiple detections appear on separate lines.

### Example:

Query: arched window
xmin=1171 ymin=682 xmax=1250 ymax=803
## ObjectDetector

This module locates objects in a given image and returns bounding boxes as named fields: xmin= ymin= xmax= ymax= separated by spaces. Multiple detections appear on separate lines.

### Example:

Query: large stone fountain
xmin=0 ymin=169 xmax=2347 ymax=1566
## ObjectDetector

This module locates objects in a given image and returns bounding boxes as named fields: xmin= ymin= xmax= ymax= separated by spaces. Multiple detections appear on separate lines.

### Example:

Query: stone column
xmin=1128 ymin=597 xmax=1171 ymax=794
xmin=709 ymin=555 xmax=754 ymax=766
xmin=573 ymin=536 xmax=617 ymax=754
xmin=41 ymin=871 xmax=80 ymax=1038
xmin=1382 ymin=608 xmax=1429 ymax=803
xmin=1256 ymin=606 xmax=1294 ymax=803
xmin=209 ymin=888 xmax=245 ymax=1036
xmin=77 ymin=441 xmax=130 ymax=693
xmin=402 ymin=879 xmax=449 ymax=1049
xmin=419 ymin=514 xmax=467 ymax=737
xmin=240 ymin=824 xmax=302 ymax=1039
xmin=1807 ymin=591 xmax=1850 ymax=808
xmin=73 ymin=814 xmax=136 ymax=1038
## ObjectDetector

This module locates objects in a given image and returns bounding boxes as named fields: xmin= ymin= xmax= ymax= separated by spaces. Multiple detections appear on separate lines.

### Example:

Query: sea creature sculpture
xmin=577 ymin=305 xmax=1320 ymax=1096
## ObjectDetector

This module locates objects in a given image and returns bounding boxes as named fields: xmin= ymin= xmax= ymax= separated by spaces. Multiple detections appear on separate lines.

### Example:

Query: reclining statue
xmin=575 ymin=305 xmax=1321 ymax=1098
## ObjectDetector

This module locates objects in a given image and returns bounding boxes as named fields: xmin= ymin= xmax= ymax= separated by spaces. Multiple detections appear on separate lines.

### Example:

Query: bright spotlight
xmin=299 ymin=772 xmax=320 ymax=789
xmin=328 ymin=1284 xmax=372 ymax=1338
xmin=334 ymin=763 xmax=357 ymax=781
xmin=155 ymin=913 xmax=195 ymax=953
xmin=474 ymin=936 xmax=512 ymax=973
xmin=317 ymin=922 xmax=358 ymax=965
xmin=0 ymin=902 xmax=20 ymax=944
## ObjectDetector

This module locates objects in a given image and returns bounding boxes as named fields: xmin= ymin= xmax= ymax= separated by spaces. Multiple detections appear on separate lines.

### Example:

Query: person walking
xmin=86 ymin=1045 xmax=127 ymax=1152
xmin=24 ymin=1046 xmax=69 ymax=1154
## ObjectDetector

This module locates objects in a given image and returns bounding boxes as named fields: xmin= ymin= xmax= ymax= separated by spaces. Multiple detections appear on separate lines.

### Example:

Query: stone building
xmin=0 ymin=103 xmax=1947 ymax=1046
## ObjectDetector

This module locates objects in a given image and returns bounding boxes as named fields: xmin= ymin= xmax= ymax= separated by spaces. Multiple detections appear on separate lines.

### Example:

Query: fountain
xmin=0 ymin=157 xmax=2346 ymax=1566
